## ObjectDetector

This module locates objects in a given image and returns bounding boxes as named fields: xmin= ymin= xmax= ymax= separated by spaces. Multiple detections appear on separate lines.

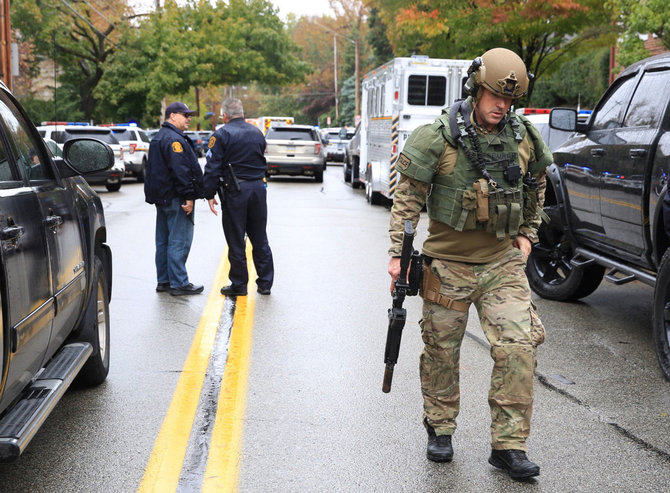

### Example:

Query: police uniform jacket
xmin=202 ymin=117 xmax=267 ymax=199
xmin=144 ymin=121 xmax=203 ymax=205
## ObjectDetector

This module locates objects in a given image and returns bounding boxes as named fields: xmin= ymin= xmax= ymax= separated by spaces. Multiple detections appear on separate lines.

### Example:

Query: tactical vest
xmin=397 ymin=102 xmax=545 ymax=240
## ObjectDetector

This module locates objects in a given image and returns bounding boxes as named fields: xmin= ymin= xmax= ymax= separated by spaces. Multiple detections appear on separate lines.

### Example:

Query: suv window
xmin=63 ymin=129 xmax=119 ymax=145
xmin=623 ymin=69 xmax=670 ymax=128
xmin=266 ymin=128 xmax=316 ymax=141
xmin=407 ymin=75 xmax=447 ymax=106
xmin=591 ymin=74 xmax=637 ymax=130
xmin=111 ymin=129 xmax=134 ymax=140
xmin=139 ymin=131 xmax=150 ymax=143
xmin=0 ymin=92 xmax=52 ymax=181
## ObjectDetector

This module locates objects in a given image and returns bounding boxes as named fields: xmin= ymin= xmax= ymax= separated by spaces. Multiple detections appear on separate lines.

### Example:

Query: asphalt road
xmin=0 ymin=164 xmax=668 ymax=491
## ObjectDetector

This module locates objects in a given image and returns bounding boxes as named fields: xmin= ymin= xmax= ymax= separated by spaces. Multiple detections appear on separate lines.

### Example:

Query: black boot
xmin=488 ymin=449 xmax=540 ymax=480
xmin=425 ymin=420 xmax=453 ymax=462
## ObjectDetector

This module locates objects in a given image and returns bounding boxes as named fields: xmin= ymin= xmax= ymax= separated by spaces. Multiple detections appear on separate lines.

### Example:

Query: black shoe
xmin=170 ymin=283 xmax=204 ymax=296
xmin=425 ymin=421 xmax=453 ymax=462
xmin=220 ymin=284 xmax=247 ymax=296
xmin=257 ymin=287 xmax=271 ymax=295
xmin=156 ymin=282 xmax=170 ymax=292
xmin=488 ymin=449 xmax=540 ymax=480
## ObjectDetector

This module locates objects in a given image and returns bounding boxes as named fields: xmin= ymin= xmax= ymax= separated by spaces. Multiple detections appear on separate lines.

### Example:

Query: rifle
xmin=382 ymin=220 xmax=422 ymax=393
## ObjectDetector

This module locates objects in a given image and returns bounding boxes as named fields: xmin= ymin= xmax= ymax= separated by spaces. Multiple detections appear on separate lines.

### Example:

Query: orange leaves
xmin=395 ymin=6 xmax=449 ymax=38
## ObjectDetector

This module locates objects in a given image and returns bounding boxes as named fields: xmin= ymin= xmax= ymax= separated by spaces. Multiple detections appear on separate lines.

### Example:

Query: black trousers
xmin=221 ymin=180 xmax=274 ymax=290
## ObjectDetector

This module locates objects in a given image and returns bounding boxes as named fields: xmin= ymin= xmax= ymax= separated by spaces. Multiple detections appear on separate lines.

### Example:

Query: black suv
xmin=526 ymin=52 xmax=670 ymax=379
xmin=0 ymin=83 xmax=114 ymax=460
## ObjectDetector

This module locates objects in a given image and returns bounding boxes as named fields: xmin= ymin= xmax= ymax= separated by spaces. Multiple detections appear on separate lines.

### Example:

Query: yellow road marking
xmin=138 ymin=253 xmax=230 ymax=493
xmin=202 ymin=242 xmax=256 ymax=492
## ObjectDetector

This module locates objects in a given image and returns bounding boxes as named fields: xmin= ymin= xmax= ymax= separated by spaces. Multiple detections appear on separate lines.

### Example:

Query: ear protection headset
xmin=463 ymin=57 xmax=483 ymax=97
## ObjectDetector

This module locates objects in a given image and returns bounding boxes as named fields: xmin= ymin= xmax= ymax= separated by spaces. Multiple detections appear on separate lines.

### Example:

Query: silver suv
xmin=265 ymin=124 xmax=326 ymax=183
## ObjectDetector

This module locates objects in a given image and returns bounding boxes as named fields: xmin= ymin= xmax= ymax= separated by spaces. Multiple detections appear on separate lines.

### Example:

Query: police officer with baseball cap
xmin=388 ymin=48 xmax=552 ymax=480
xmin=145 ymin=101 xmax=204 ymax=296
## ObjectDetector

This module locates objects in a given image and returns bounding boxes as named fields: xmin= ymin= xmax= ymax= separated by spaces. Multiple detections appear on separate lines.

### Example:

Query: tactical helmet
xmin=464 ymin=48 xmax=530 ymax=100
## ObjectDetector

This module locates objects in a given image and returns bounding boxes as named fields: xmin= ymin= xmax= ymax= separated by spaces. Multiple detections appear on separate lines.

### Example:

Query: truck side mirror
xmin=549 ymin=108 xmax=577 ymax=132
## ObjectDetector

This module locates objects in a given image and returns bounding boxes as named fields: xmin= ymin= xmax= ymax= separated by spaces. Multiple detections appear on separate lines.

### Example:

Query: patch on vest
xmin=171 ymin=141 xmax=183 ymax=153
xmin=397 ymin=153 xmax=411 ymax=170
xmin=208 ymin=136 xmax=216 ymax=149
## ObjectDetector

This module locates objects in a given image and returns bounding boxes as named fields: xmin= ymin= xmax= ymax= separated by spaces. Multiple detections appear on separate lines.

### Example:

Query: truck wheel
xmin=652 ymin=249 xmax=670 ymax=380
xmin=526 ymin=221 xmax=605 ymax=301
xmin=365 ymin=171 xmax=382 ymax=205
xmin=75 ymin=256 xmax=110 ymax=386
xmin=351 ymin=158 xmax=361 ymax=189
xmin=137 ymin=157 xmax=146 ymax=183
xmin=314 ymin=169 xmax=324 ymax=183
xmin=344 ymin=161 xmax=352 ymax=183
xmin=106 ymin=182 xmax=121 ymax=192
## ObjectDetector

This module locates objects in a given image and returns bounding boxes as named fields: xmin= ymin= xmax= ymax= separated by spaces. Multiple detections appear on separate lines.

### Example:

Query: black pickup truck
xmin=526 ymin=52 xmax=670 ymax=380
xmin=0 ymin=83 xmax=114 ymax=460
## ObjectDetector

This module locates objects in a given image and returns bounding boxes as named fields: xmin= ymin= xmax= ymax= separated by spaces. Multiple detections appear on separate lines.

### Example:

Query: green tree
xmin=608 ymin=0 xmax=670 ymax=67
xmin=367 ymin=7 xmax=394 ymax=67
xmin=97 ymin=0 xmax=310 ymax=125
xmin=11 ymin=0 xmax=128 ymax=120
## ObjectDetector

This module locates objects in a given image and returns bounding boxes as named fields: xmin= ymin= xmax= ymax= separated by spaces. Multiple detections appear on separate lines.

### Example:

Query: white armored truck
xmin=355 ymin=55 xmax=471 ymax=204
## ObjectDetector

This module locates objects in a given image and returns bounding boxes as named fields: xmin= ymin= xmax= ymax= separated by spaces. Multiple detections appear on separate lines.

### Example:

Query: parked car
xmin=37 ymin=123 xmax=126 ymax=192
xmin=322 ymin=126 xmax=355 ymax=163
xmin=515 ymin=108 xmax=592 ymax=151
xmin=265 ymin=124 xmax=326 ymax=182
xmin=107 ymin=124 xmax=151 ymax=182
xmin=525 ymin=52 xmax=670 ymax=380
xmin=0 ymin=82 xmax=114 ymax=461
xmin=185 ymin=130 xmax=206 ymax=157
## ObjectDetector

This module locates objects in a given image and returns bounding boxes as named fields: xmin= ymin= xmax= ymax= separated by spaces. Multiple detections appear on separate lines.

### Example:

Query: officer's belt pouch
xmin=420 ymin=263 xmax=470 ymax=312
xmin=473 ymin=178 xmax=489 ymax=222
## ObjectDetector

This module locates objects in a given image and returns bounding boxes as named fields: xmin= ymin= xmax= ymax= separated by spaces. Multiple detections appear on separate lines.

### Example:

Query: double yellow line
xmin=138 ymin=245 xmax=255 ymax=493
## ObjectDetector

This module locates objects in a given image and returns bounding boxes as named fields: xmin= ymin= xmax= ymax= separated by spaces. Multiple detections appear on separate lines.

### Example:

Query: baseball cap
xmin=165 ymin=101 xmax=196 ymax=118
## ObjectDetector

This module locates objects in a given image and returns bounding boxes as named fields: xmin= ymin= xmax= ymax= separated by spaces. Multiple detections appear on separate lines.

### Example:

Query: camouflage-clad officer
xmin=387 ymin=48 xmax=552 ymax=480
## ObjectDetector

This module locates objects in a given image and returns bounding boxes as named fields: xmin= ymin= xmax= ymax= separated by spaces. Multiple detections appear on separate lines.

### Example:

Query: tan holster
xmin=420 ymin=264 xmax=470 ymax=312
xmin=473 ymin=178 xmax=489 ymax=222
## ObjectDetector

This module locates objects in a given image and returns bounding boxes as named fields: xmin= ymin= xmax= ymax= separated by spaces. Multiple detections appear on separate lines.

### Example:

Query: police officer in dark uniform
xmin=203 ymin=98 xmax=274 ymax=296
xmin=145 ymin=101 xmax=204 ymax=296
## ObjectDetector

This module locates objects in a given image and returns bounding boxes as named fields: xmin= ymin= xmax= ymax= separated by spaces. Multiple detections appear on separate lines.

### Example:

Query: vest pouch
xmin=473 ymin=179 xmax=489 ymax=222
xmin=485 ymin=188 xmax=524 ymax=239
xmin=427 ymin=184 xmax=477 ymax=231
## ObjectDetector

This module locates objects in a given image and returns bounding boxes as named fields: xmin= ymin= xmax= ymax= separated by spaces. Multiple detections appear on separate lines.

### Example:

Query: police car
xmin=104 ymin=123 xmax=151 ymax=182
xmin=514 ymin=108 xmax=591 ymax=151
xmin=37 ymin=122 xmax=127 ymax=191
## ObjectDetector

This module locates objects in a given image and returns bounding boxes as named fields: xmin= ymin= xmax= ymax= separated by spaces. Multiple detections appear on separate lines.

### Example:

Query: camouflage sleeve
xmin=389 ymin=174 xmax=430 ymax=256
xmin=519 ymin=172 xmax=547 ymax=243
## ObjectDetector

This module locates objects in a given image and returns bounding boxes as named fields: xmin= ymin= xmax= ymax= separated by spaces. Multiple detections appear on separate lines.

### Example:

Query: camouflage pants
xmin=420 ymin=247 xmax=544 ymax=451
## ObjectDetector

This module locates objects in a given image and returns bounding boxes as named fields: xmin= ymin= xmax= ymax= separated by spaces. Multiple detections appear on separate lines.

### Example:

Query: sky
xmin=130 ymin=0 xmax=334 ymax=19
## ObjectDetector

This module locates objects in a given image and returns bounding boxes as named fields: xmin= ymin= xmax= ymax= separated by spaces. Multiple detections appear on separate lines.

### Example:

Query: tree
xmin=369 ymin=0 xmax=615 ymax=103
xmin=367 ymin=7 xmax=394 ymax=67
xmin=11 ymin=0 xmax=129 ymax=120
xmin=608 ymin=0 xmax=670 ymax=67
xmin=96 ymin=0 xmax=311 ymax=125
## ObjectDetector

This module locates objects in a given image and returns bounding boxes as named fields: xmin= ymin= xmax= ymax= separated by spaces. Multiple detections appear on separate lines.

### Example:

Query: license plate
xmin=286 ymin=145 xmax=296 ymax=152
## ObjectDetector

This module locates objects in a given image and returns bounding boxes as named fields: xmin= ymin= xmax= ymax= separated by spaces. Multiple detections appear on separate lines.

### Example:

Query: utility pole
xmin=333 ymin=34 xmax=338 ymax=121
xmin=0 ymin=0 xmax=12 ymax=90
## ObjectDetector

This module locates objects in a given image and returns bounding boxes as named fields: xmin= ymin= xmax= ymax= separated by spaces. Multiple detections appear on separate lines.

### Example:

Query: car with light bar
xmin=0 ymin=82 xmax=114 ymax=461
xmin=264 ymin=124 xmax=326 ymax=182
xmin=37 ymin=122 xmax=127 ymax=192
xmin=514 ymin=107 xmax=591 ymax=151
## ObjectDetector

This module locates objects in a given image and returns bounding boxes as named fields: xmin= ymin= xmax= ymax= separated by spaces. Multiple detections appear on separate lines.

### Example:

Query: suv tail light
xmin=314 ymin=143 xmax=322 ymax=155
xmin=129 ymin=143 xmax=137 ymax=154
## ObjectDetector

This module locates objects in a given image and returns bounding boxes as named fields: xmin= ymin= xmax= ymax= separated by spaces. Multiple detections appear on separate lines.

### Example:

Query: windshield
xmin=266 ymin=128 xmax=317 ymax=141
